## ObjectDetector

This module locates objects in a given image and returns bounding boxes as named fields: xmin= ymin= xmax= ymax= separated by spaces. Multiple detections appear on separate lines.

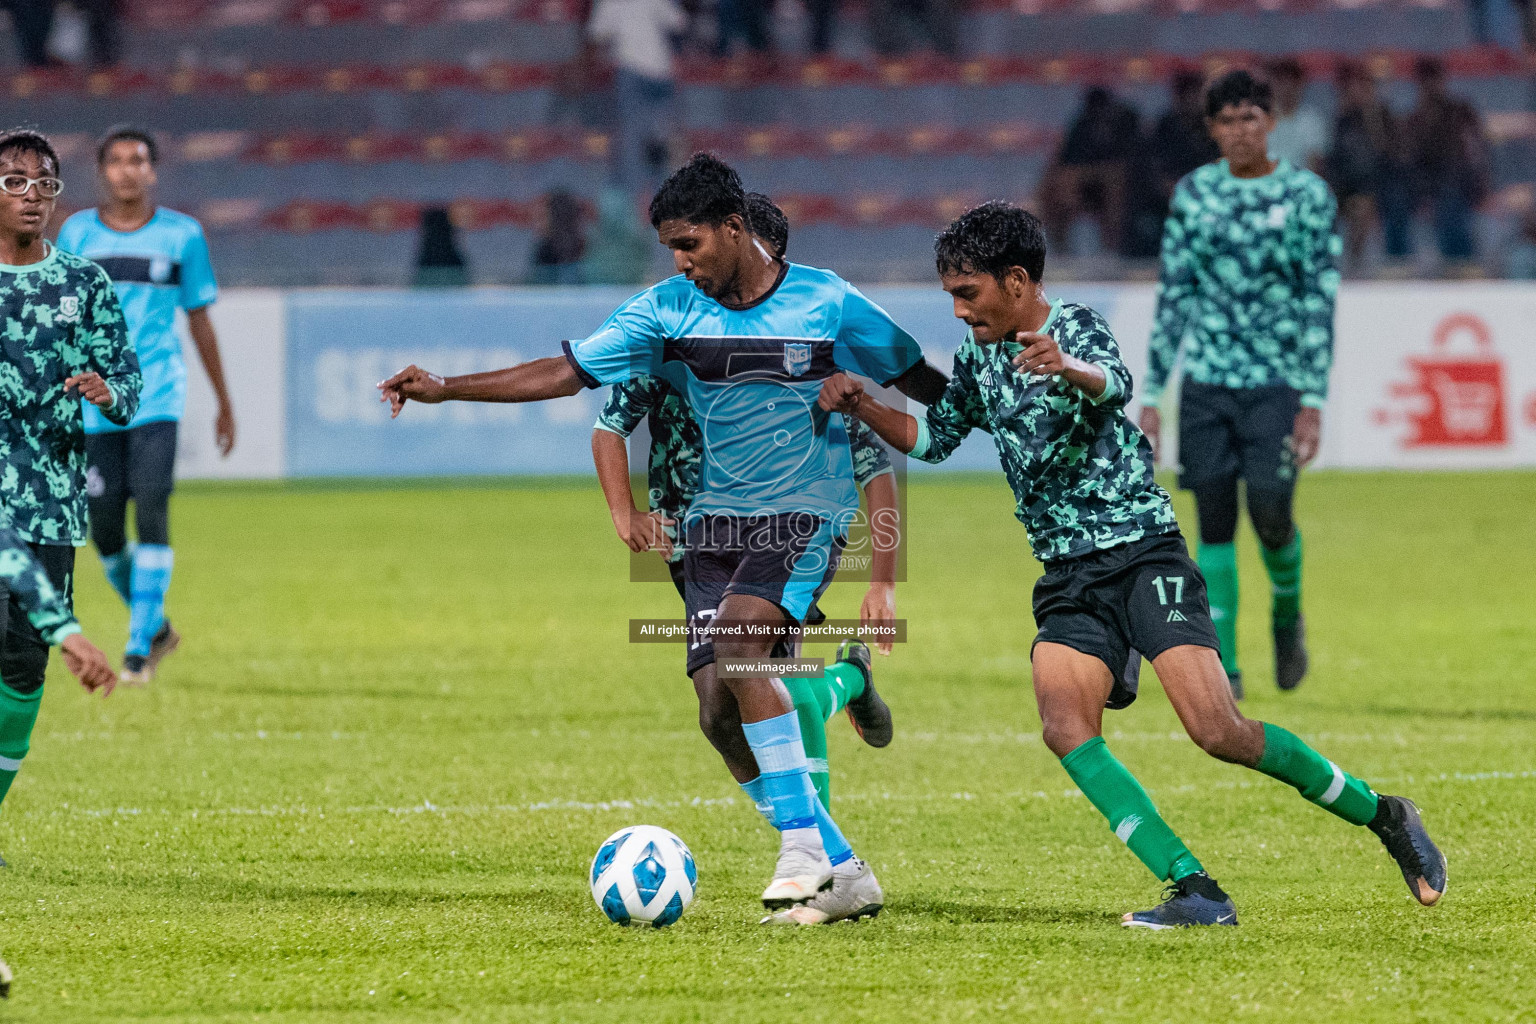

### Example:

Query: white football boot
xmin=762 ymin=857 xmax=883 ymax=925
xmin=760 ymin=828 xmax=833 ymax=909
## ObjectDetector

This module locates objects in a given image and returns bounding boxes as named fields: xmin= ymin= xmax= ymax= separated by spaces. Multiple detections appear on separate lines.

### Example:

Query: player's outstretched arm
xmin=0 ymin=527 xmax=116 ymax=695
xmin=887 ymin=359 xmax=949 ymax=406
xmin=378 ymin=356 xmax=583 ymax=418
xmin=819 ymin=373 xmax=919 ymax=453
xmin=592 ymin=428 xmax=673 ymax=558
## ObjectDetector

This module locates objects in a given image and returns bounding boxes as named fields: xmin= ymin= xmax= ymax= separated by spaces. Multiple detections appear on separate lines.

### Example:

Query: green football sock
xmin=1255 ymin=722 xmax=1378 ymax=826
xmin=782 ymin=677 xmax=831 ymax=810
xmin=806 ymin=660 xmax=866 ymax=720
xmin=1061 ymin=737 xmax=1205 ymax=883
xmin=1199 ymin=541 xmax=1240 ymax=675
xmin=1260 ymin=530 xmax=1303 ymax=628
xmin=0 ymin=681 xmax=42 ymax=809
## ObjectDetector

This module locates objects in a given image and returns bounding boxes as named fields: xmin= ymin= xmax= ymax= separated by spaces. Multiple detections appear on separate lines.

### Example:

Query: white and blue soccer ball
xmin=589 ymin=825 xmax=697 ymax=928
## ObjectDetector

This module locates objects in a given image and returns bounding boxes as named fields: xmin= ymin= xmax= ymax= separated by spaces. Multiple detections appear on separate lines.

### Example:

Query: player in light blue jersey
xmin=57 ymin=126 xmax=237 ymax=686
xmin=380 ymin=154 xmax=948 ymax=922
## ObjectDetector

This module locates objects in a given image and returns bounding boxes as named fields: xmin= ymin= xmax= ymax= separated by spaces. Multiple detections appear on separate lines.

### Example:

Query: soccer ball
xmin=589 ymin=825 xmax=697 ymax=928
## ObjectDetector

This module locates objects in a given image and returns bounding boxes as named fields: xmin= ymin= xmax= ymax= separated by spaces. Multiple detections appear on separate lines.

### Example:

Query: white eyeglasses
xmin=0 ymin=175 xmax=63 ymax=199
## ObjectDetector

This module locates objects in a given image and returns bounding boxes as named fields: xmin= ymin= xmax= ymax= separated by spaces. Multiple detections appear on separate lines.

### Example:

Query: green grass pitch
xmin=2 ymin=471 xmax=1534 ymax=1022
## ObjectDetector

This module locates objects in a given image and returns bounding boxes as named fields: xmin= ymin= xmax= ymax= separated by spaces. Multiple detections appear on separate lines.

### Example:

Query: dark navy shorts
xmin=1031 ymin=531 xmax=1220 ymax=709
xmin=682 ymin=513 xmax=843 ymax=677
xmin=1177 ymin=381 xmax=1300 ymax=491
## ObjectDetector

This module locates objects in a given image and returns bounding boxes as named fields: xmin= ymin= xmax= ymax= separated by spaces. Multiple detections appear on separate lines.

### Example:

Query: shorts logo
xmin=1167 ymin=609 xmax=1187 ymax=622
xmin=783 ymin=343 xmax=812 ymax=377
xmin=56 ymin=295 xmax=81 ymax=324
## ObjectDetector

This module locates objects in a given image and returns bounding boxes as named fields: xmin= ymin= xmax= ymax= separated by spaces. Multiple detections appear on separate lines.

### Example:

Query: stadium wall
xmin=181 ymin=284 xmax=1536 ymax=480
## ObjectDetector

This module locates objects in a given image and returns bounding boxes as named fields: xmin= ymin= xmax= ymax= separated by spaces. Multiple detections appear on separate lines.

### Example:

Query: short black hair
xmin=934 ymin=201 xmax=1046 ymax=284
xmin=97 ymin=124 xmax=158 ymax=166
xmin=745 ymin=192 xmax=789 ymax=258
xmin=648 ymin=152 xmax=747 ymax=229
xmin=0 ymin=128 xmax=59 ymax=176
xmin=1204 ymin=69 xmax=1272 ymax=119
xmin=1265 ymin=56 xmax=1304 ymax=83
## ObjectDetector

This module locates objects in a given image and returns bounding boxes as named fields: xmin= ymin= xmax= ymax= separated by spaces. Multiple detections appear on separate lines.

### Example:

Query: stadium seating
xmin=4 ymin=0 xmax=1527 ymax=283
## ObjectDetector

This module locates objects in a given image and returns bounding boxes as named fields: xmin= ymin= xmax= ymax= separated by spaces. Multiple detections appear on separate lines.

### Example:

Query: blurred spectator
xmin=583 ymin=186 xmax=652 ymax=285
xmin=1265 ymin=57 xmax=1327 ymax=173
xmin=1503 ymin=207 xmax=1536 ymax=278
xmin=77 ymin=0 xmax=122 ymax=65
xmin=7 ymin=0 xmax=58 ymax=67
xmin=413 ymin=208 xmax=469 ymax=288
xmin=1124 ymin=70 xmax=1220 ymax=258
xmin=589 ymin=0 xmax=686 ymax=190
xmin=1403 ymin=56 xmax=1491 ymax=266
xmin=1040 ymin=86 xmax=1140 ymax=257
xmin=1325 ymin=62 xmax=1402 ymax=273
xmin=1467 ymin=0 xmax=1536 ymax=48
xmin=527 ymin=191 xmax=588 ymax=286
xmin=869 ymin=0 xmax=958 ymax=57
xmin=717 ymin=0 xmax=772 ymax=53
xmin=806 ymin=0 xmax=838 ymax=55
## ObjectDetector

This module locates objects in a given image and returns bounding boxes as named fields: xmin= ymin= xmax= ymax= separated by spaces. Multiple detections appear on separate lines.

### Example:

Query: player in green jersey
xmin=591 ymin=194 xmax=896 ymax=925
xmin=1138 ymin=70 xmax=1342 ymax=698
xmin=821 ymin=202 xmax=1444 ymax=928
xmin=0 ymin=128 xmax=137 ymax=853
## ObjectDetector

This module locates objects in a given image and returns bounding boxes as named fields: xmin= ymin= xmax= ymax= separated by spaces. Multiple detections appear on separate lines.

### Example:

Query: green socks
xmin=1061 ymin=737 xmax=1204 ymax=883
xmin=0 ymin=682 xmax=42 ymax=808
xmin=1256 ymin=723 xmax=1378 ymax=826
xmin=779 ymin=662 xmax=868 ymax=812
xmin=781 ymin=677 xmax=832 ymax=810
xmin=1260 ymin=530 xmax=1303 ymax=628
xmin=1198 ymin=541 xmax=1240 ymax=675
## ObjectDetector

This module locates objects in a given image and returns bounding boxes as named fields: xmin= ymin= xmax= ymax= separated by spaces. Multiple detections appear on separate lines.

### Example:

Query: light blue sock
xmin=740 ymin=711 xmax=819 ymax=833
xmin=813 ymin=793 xmax=853 ymax=866
xmin=739 ymin=776 xmax=774 ymax=827
xmin=128 ymin=544 xmax=173 ymax=657
xmin=100 ymin=545 xmax=134 ymax=605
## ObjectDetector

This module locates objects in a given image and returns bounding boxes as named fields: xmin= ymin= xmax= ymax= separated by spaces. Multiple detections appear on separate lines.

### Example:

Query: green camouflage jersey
xmin=595 ymin=375 xmax=893 ymax=560
xmin=0 ymin=521 xmax=80 ymax=645
xmin=911 ymin=301 xmax=1178 ymax=563
xmin=0 ymin=246 xmax=140 ymax=545
xmin=1145 ymin=159 xmax=1341 ymax=408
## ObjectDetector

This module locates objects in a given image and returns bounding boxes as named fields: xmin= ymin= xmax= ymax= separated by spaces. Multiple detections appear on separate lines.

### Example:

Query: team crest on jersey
xmin=783 ymin=342 xmax=812 ymax=377
xmin=1267 ymin=203 xmax=1290 ymax=228
xmin=56 ymin=295 xmax=81 ymax=324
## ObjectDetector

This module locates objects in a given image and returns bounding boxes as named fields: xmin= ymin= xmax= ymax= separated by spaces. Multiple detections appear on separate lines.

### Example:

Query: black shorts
xmin=85 ymin=420 xmax=180 ymax=503
xmin=1031 ymin=531 xmax=1220 ymax=709
xmin=682 ymin=513 xmax=844 ymax=677
xmin=1178 ymin=381 xmax=1300 ymax=491
xmin=0 ymin=544 xmax=75 ymax=696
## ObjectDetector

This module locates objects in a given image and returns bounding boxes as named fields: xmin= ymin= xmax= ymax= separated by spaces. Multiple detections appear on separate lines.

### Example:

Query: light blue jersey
xmin=563 ymin=263 xmax=922 ymax=525
xmin=56 ymin=208 xmax=218 ymax=433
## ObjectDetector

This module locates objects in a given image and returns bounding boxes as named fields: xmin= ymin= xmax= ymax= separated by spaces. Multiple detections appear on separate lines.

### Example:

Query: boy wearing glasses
xmin=57 ymin=125 xmax=229 ymax=685
xmin=0 ymin=129 xmax=139 ymax=822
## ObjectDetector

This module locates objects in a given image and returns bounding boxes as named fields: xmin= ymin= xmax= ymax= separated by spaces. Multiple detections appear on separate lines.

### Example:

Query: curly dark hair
xmin=648 ymin=152 xmax=747 ymax=229
xmin=1204 ymin=69 xmax=1272 ymax=119
xmin=934 ymin=201 xmax=1047 ymax=284
xmin=0 ymin=128 xmax=60 ymax=176
xmin=97 ymin=124 xmax=159 ymax=166
xmin=745 ymin=192 xmax=789 ymax=258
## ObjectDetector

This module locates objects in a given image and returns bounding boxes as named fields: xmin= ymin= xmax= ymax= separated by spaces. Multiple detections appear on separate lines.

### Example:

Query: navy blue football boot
xmin=1122 ymin=872 xmax=1239 ymax=929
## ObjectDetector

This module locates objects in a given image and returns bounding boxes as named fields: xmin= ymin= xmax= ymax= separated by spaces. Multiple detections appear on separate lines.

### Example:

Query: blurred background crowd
xmin=1 ymin=0 xmax=1531 ymax=285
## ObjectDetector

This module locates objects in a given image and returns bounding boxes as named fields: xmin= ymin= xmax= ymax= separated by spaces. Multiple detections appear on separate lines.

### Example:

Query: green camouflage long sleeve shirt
xmin=0 ymin=247 xmax=140 ymax=545
xmin=1145 ymin=159 xmax=1341 ymax=408
xmin=911 ymin=302 xmax=1178 ymax=564
xmin=596 ymin=374 xmax=893 ymax=559
xmin=0 ymin=521 xmax=80 ymax=644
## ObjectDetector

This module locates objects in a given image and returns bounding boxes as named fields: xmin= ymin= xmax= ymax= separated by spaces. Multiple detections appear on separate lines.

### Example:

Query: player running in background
xmin=1138 ymin=70 xmax=1341 ymax=699
xmin=0 ymin=130 xmax=140 ymax=842
xmin=380 ymin=153 xmax=948 ymax=920
xmin=591 ymin=192 xmax=900 ymax=851
xmin=56 ymin=125 xmax=232 ymax=686
xmin=823 ymin=202 xmax=1444 ymax=927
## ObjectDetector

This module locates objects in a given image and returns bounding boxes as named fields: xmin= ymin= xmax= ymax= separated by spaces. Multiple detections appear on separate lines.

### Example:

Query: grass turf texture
xmin=2 ymin=471 xmax=1533 ymax=1023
